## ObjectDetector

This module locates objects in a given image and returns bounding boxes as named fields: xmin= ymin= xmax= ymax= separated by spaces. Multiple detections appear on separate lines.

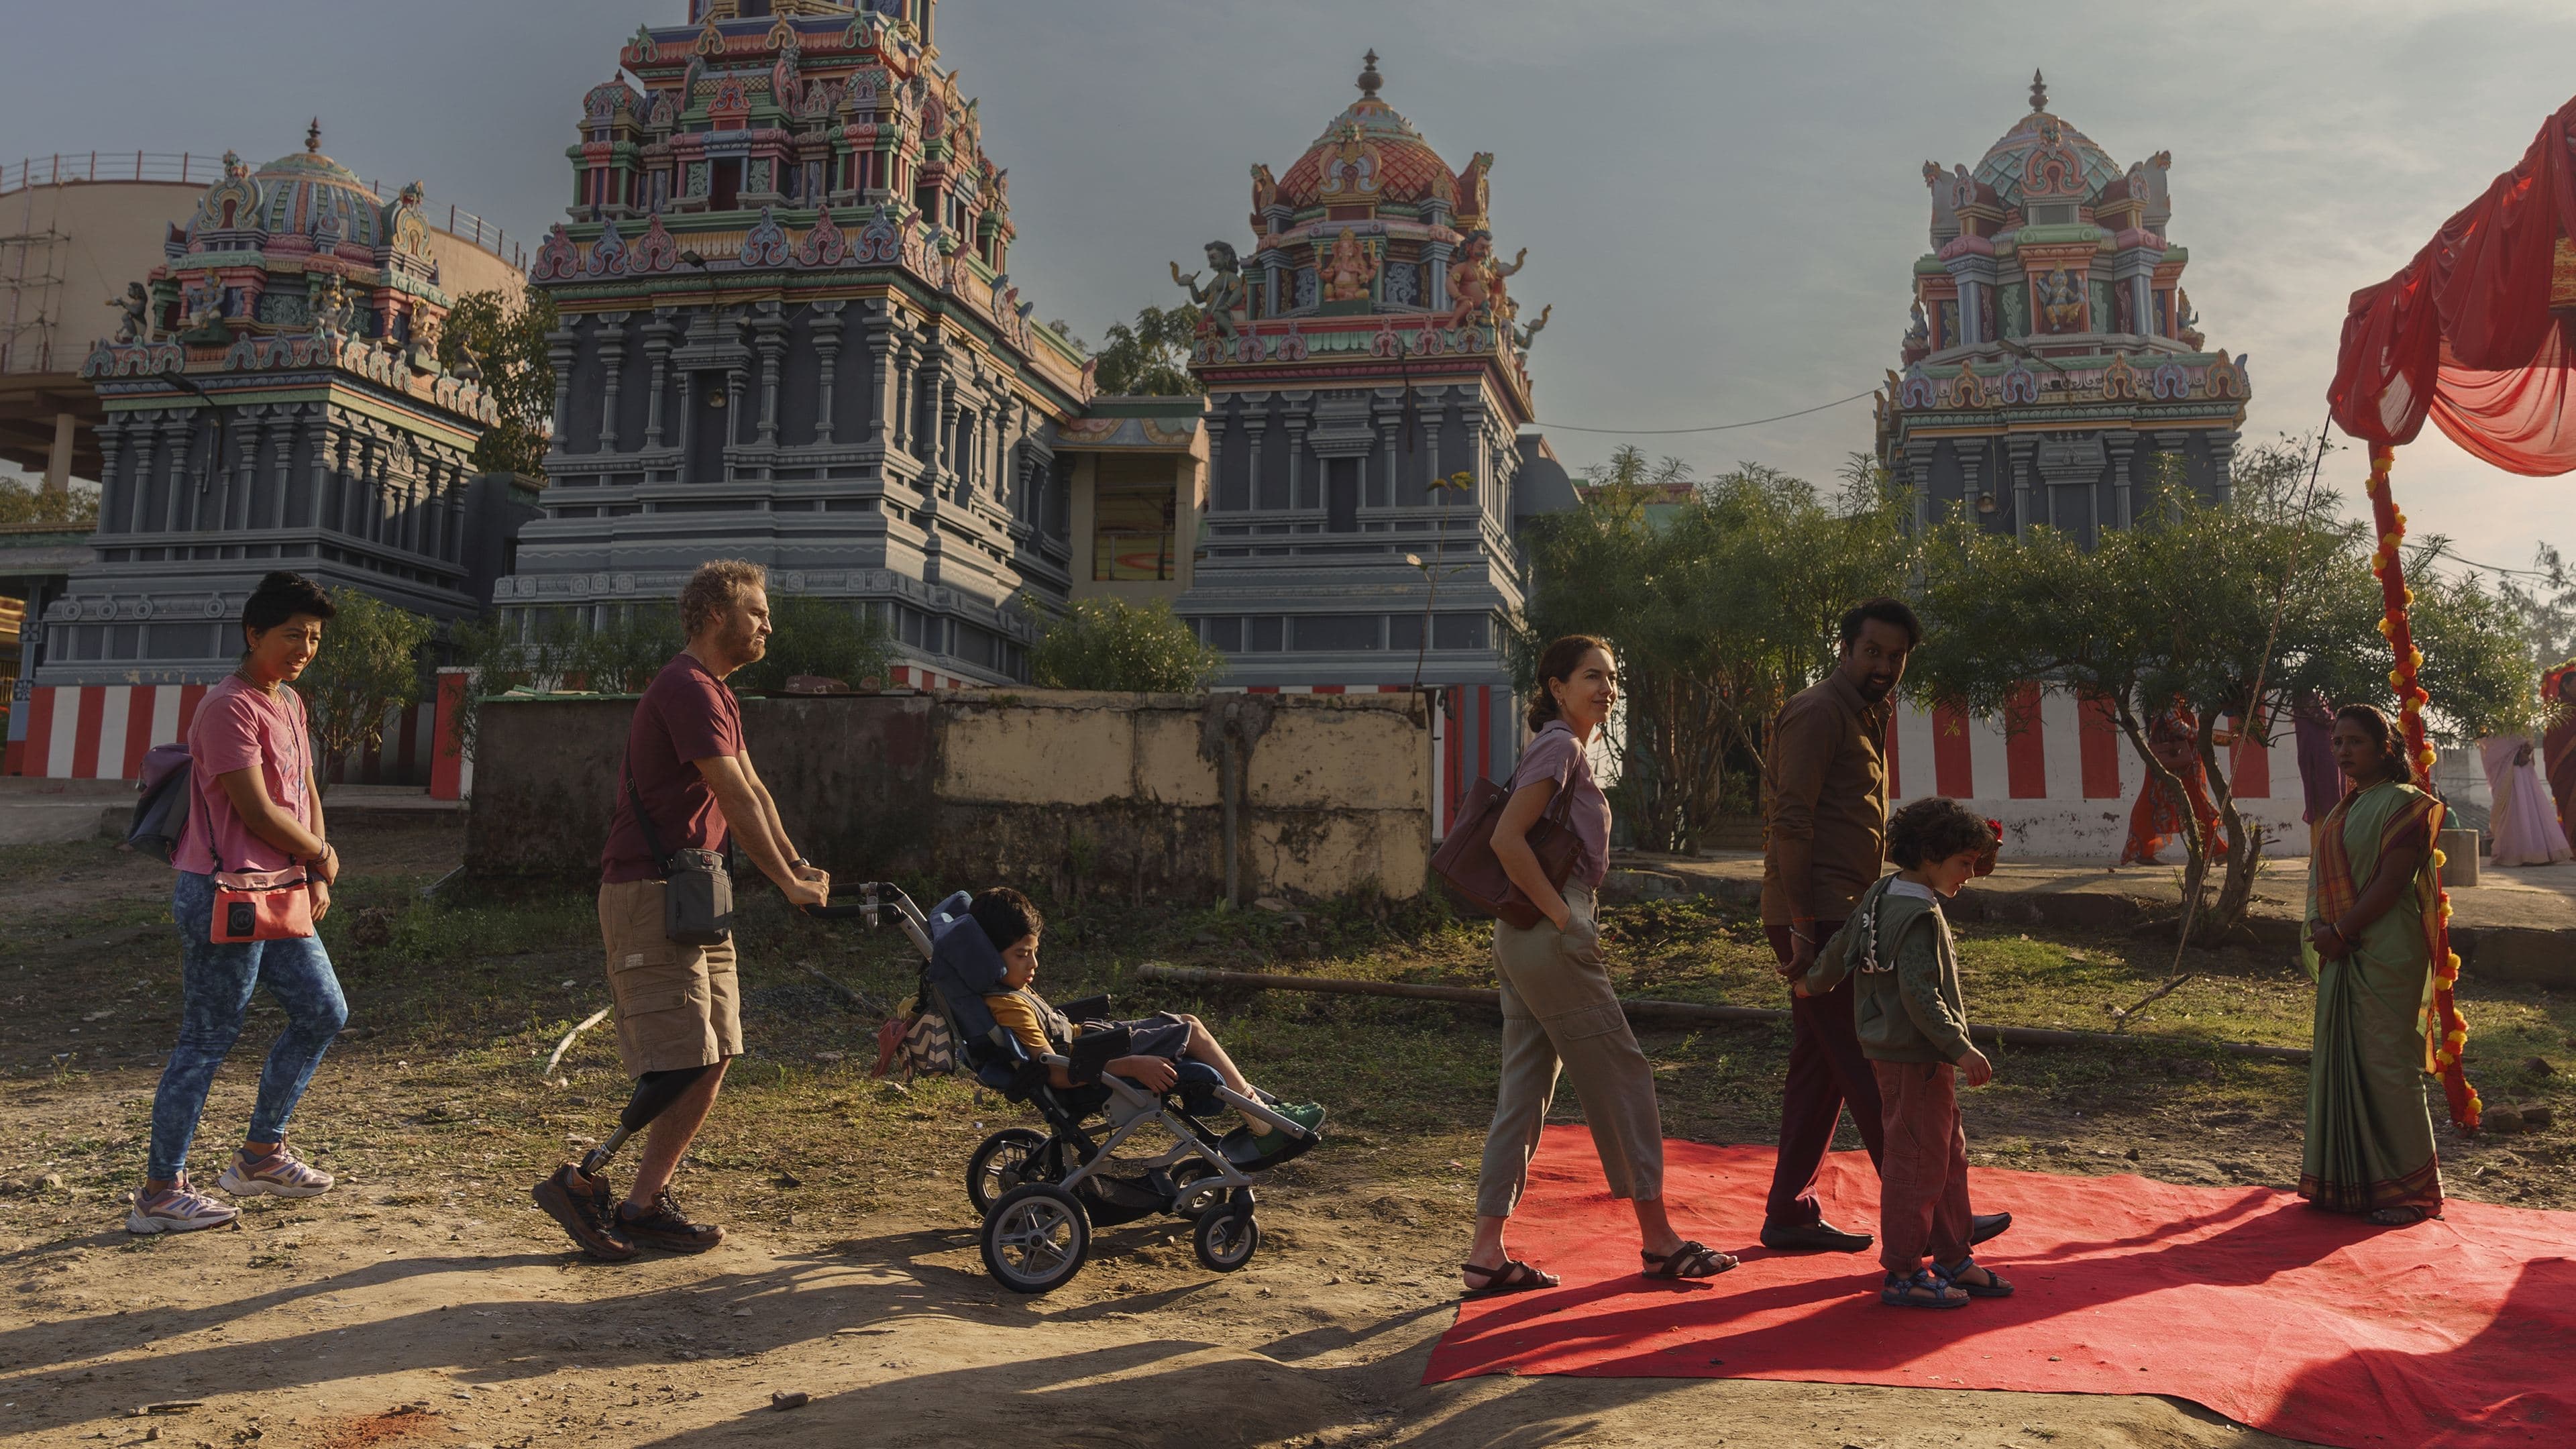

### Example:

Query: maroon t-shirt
xmin=600 ymin=653 xmax=746 ymax=884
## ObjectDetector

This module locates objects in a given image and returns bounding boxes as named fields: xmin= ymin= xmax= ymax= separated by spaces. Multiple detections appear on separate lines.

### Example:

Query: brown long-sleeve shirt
xmin=1762 ymin=671 xmax=1892 ymax=926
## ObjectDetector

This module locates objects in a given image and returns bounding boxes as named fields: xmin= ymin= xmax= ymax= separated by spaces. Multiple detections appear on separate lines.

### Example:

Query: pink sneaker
xmin=216 ymin=1145 xmax=335 ymax=1199
xmin=126 ymin=1177 xmax=240 ymax=1234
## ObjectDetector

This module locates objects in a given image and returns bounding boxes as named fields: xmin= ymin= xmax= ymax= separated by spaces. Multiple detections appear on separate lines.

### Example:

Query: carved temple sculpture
xmin=1159 ymin=44 xmax=1584 ymax=833
xmin=494 ymin=0 xmax=1091 ymax=688
xmin=49 ymin=122 xmax=520 ymax=690
xmin=1877 ymin=70 xmax=2247 ymax=547
xmin=1171 ymin=241 xmax=1252 ymax=338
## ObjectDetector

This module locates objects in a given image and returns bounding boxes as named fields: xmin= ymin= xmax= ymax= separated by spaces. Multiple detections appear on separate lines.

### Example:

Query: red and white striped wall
xmin=1887 ymin=689 xmax=2309 ymax=859
xmin=9 ymin=683 xmax=435 ymax=788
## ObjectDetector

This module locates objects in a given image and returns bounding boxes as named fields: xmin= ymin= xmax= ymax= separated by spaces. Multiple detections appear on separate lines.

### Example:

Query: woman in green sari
xmin=2300 ymin=704 xmax=2445 ymax=1225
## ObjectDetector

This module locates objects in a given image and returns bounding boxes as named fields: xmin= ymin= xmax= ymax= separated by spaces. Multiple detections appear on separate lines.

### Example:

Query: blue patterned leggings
xmin=146 ymin=871 xmax=347 ymax=1181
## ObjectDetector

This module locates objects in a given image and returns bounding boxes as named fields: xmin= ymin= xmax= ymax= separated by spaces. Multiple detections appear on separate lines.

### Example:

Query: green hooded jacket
xmin=1795 ymin=875 xmax=1974 ymax=1065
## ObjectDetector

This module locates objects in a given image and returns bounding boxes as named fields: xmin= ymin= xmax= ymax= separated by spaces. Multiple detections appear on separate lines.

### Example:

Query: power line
xmin=1540 ymin=390 xmax=1876 ymax=436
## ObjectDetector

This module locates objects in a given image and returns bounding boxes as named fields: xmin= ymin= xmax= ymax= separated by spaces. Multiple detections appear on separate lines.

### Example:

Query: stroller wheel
xmin=967 ymin=1128 xmax=1053 ymax=1216
xmin=1167 ymin=1161 xmax=1220 ymax=1220
xmin=1193 ymin=1204 xmax=1260 ymax=1273
xmin=981 ymin=1183 xmax=1089 ymax=1294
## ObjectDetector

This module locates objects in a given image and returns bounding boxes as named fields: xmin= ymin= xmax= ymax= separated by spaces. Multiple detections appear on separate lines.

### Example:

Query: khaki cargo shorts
xmin=598 ymin=877 xmax=742 ymax=1077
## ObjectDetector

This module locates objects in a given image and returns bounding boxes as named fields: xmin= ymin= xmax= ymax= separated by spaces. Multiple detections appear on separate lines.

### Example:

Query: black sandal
xmin=1937 ymin=1255 xmax=2015 ymax=1298
xmin=2367 ymin=1206 xmax=2431 ymax=1226
xmin=1460 ymin=1258 xmax=1558 ymax=1295
xmin=1642 ymin=1240 xmax=1737 ymax=1279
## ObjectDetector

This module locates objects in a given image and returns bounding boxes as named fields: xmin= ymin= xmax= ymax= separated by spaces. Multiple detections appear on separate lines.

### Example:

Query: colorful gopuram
xmin=1876 ymin=72 xmax=2248 ymax=543
xmin=1173 ymin=52 xmax=1576 ymax=818
xmin=496 ymin=0 xmax=1090 ymax=686
xmin=40 ymin=125 xmax=527 ymax=688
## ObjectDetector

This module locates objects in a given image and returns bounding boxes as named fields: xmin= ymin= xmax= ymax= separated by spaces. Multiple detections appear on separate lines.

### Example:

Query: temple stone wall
xmin=464 ymin=687 xmax=1430 ymax=901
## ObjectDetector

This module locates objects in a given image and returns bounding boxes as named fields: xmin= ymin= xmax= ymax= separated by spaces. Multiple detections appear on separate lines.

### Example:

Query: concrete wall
xmin=464 ymin=687 xmax=1432 ymax=902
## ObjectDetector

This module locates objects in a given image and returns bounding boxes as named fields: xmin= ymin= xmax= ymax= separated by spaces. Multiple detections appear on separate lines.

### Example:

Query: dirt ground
xmin=5 ymin=818 xmax=2569 ymax=1448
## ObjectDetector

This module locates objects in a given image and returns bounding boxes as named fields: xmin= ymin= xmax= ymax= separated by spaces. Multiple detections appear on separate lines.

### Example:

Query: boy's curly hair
xmin=969 ymin=887 xmax=1045 ymax=953
xmin=1887 ymin=796 xmax=1993 ymax=871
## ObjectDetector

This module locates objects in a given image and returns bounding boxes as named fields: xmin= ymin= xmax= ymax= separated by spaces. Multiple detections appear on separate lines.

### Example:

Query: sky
xmin=5 ymin=0 xmax=2571 ymax=579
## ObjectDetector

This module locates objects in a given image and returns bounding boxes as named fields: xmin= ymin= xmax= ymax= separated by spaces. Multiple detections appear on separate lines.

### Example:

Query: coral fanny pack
xmin=210 ymin=865 xmax=315 ymax=943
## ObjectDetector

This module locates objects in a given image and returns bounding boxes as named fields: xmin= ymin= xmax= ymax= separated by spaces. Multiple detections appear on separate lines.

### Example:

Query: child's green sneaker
xmin=1239 ymin=1102 xmax=1326 ymax=1161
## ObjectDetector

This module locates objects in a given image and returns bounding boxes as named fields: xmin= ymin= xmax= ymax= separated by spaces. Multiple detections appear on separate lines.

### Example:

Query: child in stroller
xmin=971 ymin=889 xmax=1326 ymax=1159
xmin=812 ymin=881 xmax=1326 ymax=1293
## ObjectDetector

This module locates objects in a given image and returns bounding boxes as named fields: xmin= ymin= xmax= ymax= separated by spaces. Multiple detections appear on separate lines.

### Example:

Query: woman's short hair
xmin=679 ymin=559 xmax=766 ymax=637
xmin=2334 ymin=702 xmax=2409 ymax=780
xmin=1527 ymin=634 xmax=1612 ymax=733
xmin=969 ymin=887 xmax=1045 ymax=953
xmin=241 ymin=571 xmax=335 ymax=640
xmin=1887 ymin=796 xmax=1993 ymax=870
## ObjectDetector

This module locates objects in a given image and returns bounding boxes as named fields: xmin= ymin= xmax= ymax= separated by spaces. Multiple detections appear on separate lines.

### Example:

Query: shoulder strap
xmin=625 ymin=753 xmax=671 ymax=868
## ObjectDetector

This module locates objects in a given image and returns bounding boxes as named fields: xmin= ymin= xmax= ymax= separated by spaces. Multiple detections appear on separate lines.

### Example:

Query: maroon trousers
xmin=1872 ymin=1059 xmax=1973 ymax=1275
xmin=1764 ymin=922 xmax=1886 ymax=1227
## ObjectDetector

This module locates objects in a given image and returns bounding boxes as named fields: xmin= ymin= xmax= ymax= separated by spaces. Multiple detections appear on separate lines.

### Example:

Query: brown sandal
xmin=1460 ymin=1258 xmax=1558 ymax=1295
xmin=1642 ymin=1240 xmax=1737 ymax=1279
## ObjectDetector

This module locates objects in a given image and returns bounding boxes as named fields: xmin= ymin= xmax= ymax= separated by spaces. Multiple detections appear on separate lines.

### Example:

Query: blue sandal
xmin=1937 ymin=1255 xmax=2015 ymax=1298
xmin=1881 ymin=1267 xmax=1968 ymax=1308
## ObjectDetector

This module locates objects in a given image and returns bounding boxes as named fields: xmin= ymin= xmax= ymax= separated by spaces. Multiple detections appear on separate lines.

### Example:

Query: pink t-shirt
xmin=1509 ymin=720 xmax=1613 ymax=888
xmin=173 ymin=676 xmax=313 ymax=876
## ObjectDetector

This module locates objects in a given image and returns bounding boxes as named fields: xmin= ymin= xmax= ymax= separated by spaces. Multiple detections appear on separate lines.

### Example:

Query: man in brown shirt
xmin=1759 ymin=598 xmax=2006 ymax=1253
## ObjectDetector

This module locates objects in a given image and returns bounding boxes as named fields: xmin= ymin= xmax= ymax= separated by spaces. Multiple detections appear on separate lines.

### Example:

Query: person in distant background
xmin=2479 ymin=729 xmax=2571 ymax=868
xmin=2119 ymin=704 xmax=2230 ymax=867
xmin=2544 ymin=663 xmax=2576 ymax=853
xmin=129 ymin=572 xmax=347 ymax=1236
xmin=2293 ymin=692 xmax=2345 ymax=853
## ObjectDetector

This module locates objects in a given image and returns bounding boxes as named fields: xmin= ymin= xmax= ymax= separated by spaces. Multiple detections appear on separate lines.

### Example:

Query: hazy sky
xmin=7 ymin=0 xmax=2571 ymax=578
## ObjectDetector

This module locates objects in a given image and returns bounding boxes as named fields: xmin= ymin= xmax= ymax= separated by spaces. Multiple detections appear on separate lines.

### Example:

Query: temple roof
xmin=1274 ymin=52 xmax=1458 ymax=209
xmin=247 ymin=121 xmax=385 ymax=248
xmin=1973 ymin=70 xmax=2123 ymax=206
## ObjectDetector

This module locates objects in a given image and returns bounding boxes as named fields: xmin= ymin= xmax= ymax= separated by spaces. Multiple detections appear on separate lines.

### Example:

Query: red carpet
xmin=1427 ymin=1127 xmax=2576 ymax=1447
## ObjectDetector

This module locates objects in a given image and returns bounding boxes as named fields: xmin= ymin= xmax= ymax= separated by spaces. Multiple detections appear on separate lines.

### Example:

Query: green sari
xmin=2299 ymin=780 xmax=2445 ymax=1215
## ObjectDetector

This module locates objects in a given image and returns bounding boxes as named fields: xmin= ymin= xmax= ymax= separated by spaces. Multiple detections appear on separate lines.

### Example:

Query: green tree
xmin=0 ymin=477 xmax=98 ymax=527
xmin=1090 ymin=303 xmax=1203 ymax=396
xmin=1025 ymin=596 xmax=1226 ymax=692
xmin=439 ymin=282 xmax=558 ymax=478
xmin=1911 ymin=437 xmax=2530 ymax=941
xmin=733 ymin=596 xmax=898 ymax=694
xmin=299 ymin=588 xmax=435 ymax=790
xmin=1519 ymin=446 xmax=1914 ymax=851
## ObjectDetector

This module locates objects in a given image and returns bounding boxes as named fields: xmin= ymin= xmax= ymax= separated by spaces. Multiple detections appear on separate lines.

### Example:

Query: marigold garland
xmin=2363 ymin=443 xmax=2480 ymax=1131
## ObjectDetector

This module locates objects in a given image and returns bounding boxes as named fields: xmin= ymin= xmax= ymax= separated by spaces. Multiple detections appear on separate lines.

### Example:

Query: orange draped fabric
xmin=2329 ymin=95 xmax=2576 ymax=474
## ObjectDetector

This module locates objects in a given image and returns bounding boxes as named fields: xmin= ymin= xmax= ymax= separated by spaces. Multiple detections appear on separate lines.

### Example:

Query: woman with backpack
xmin=128 ymin=572 xmax=349 ymax=1234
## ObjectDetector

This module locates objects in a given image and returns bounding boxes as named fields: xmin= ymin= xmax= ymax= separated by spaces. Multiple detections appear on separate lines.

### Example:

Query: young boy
xmin=1796 ymin=797 xmax=2015 ymax=1309
xmin=969 ymin=888 xmax=1324 ymax=1157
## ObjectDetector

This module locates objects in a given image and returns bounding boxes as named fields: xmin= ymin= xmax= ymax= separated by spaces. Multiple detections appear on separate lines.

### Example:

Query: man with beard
xmin=534 ymin=560 xmax=828 ymax=1260
xmin=1759 ymin=597 xmax=2006 ymax=1254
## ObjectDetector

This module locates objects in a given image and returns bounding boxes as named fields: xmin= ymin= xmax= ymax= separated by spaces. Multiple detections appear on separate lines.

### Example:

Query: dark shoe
xmin=1969 ymin=1211 xmax=2011 ymax=1246
xmin=616 ymin=1189 xmax=726 ymax=1254
xmin=1760 ymin=1219 xmax=1874 ymax=1253
xmin=533 ymin=1165 xmax=636 ymax=1263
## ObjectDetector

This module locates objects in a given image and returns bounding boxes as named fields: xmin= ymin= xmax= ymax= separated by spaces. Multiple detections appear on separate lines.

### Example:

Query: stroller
xmin=810 ymin=883 xmax=1321 ymax=1295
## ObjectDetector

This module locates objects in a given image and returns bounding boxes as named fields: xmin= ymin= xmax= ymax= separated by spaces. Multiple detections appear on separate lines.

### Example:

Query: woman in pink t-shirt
xmin=130 ymin=573 xmax=350 ymax=1236
xmin=1462 ymin=635 xmax=1733 ymax=1295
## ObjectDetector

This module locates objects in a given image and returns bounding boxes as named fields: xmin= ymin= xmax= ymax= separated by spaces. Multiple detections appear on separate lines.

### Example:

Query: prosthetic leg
xmin=580 ymin=1064 xmax=714 ymax=1176
xmin=536 ymin=1064 xmax=715 ymax=1260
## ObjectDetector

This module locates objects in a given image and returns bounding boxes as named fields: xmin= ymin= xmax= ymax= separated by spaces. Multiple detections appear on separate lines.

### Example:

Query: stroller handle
xmin=798 ymin=902 xmax=876 ymax=920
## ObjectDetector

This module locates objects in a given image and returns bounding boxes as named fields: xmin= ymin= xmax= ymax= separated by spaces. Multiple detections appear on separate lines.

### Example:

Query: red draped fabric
xmin=2329 ymin=95 xmax=2576 ymax=474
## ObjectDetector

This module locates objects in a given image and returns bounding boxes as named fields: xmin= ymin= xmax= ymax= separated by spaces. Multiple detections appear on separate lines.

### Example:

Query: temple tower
xmin=1171 ymin=53 xmax=1577 ymax=821
xmin=1876 ymin=72 xmax=2249 ymax=544
xmin=496 ymin=0 xmax=1089 ymax=686
xmin=39 ymin=127 xmax=526 ymax=687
